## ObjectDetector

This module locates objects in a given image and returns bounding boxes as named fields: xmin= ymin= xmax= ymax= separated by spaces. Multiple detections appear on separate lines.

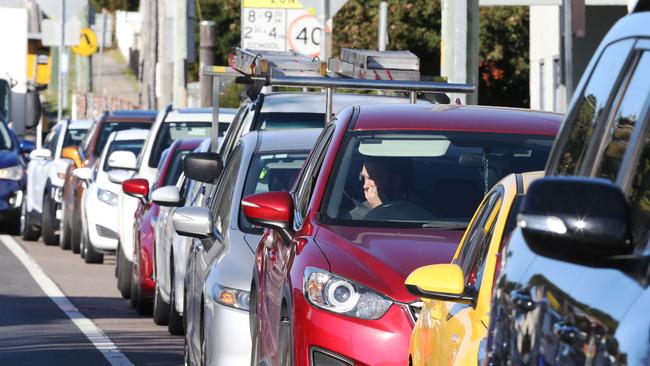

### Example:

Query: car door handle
xmin=268 ymin=249 xmax=277 ymax=262
xmin=511 ymin=290 xmax=535 ymax=311
xmin=553 ymin=322 xmax=580 ymax=344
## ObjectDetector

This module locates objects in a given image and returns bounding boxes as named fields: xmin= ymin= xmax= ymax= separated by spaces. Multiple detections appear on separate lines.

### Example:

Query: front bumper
xmin=86 ymin=194 xmax=118 ymax=251
xmin=204 ymin=301 xmax=251 ymax=366
xmin=294 ymin=295 xmax=413 ymax=366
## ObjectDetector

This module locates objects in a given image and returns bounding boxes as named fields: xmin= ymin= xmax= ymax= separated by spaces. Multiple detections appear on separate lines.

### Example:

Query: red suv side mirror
xmin=123 ymin=178 xmax=150 ymax=200
xmin=242 ymin=191 xmax=294 ymax=230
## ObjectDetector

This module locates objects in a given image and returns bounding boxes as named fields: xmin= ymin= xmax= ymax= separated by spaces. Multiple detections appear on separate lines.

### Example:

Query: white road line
xmin=0 ymin=235 xmax=134 ymax=366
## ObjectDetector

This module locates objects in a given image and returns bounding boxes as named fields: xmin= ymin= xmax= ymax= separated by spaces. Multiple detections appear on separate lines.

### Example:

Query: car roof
xmin=164 ymin=107 xmax=238 ymax=123
xmin=68 ymin=119 xmax=93 ymax=129
xmin=112 ymin=129 xmax=150 ymax=141
xmin=600 ymin=11 xmax=650 ymax=44
xmin=105 ymin=109 xmax=158 ymax=122
xmin=352 ymin=104 xmax=562 ymax=136
xmin=241 ymin=128 xmax=322 ymax=153
xmin=259 ymin=92 xmax=426 ymax=114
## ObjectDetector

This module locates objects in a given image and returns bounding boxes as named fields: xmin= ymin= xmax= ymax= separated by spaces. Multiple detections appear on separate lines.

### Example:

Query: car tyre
xmin=249 ymin=282 xmax=260 ymax=366
xmin=20 ymin=199 xmax=40 ymax=241
xmin=83 ymin=225 xmax=104 ymax=264
xmin=278 ymin=303 xmax=294 ymax=366
xmin=131 ymin=276 xmax=152 ymax=315
xmin=153 ymin=280 xmax=170 ymax=325
xmin=59 ymin=205 xmax=71 ymax=250
xmin=41 ymin=189 xmax=59 ymax=246
xmin=168 ymin=257 xmax=184 ymax=335
xmin=70 ymin=201 xmax=82 ymax=254
xmin=117 ymin=244 xmax=132 ymax=299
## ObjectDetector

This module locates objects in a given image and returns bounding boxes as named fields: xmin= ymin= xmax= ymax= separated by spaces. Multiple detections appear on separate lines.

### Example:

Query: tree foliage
xmin=191 ymin=0 xmax=530 ymax=107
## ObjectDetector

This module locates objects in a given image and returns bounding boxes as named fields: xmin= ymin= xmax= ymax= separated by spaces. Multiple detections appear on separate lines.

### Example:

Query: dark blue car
xmin=0 ymin=114 xmax=34 ymax=228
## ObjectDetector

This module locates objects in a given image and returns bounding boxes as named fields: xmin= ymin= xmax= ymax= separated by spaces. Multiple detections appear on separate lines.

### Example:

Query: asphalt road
xmin=0 ymin=234 xmax=184 ymax=366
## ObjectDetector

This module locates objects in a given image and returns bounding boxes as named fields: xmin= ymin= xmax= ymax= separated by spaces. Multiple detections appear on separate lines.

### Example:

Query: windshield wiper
xmin=421 ymin=221 xmax=468 ymax=230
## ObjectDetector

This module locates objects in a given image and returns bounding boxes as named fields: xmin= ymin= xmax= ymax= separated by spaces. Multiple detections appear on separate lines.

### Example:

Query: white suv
xmin=114 ymin=107 xmax=233 ymax=299
xmin=23 ymin=119 xmax=91 ymax=245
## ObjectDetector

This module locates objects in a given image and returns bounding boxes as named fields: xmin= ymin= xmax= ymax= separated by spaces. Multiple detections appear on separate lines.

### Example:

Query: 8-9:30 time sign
xmin=241 ymin=0 xmax=323 ymax=58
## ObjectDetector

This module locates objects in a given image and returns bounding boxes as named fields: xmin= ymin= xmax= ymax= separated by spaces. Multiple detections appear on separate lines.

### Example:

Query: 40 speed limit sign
xmin=241 ymin=0 xmax=324 ymax=58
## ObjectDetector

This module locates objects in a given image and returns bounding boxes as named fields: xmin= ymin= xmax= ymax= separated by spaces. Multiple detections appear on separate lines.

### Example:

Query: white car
xmin=115 ymin=107 xmax=235 ymax=299
xmin=24 ymin=119 xmax=91 ymax=245
xmin=150 ymin=138 xmax=211 ymax=333
xmin=76 ymin=129 xmax=149 ymax=264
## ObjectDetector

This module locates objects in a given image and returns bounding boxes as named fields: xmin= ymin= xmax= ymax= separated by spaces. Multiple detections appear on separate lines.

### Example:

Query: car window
xmin=596 ymin=51 xmax=650 ymax=181
xmin=454 ymin=190 xmax=502 ymax=288
xmin=63 ymin=127 xmax=87 ymax=148
xmin=321 ymin=131 xmax=552 ymax=228
xmin=239 ymin=151 xmax=309 ymax=233
xmin=294 ymin=123 xmax=335 ymax=223
xmin=42 ymin=127 xmax=58 ymax=155
xmin=211 ymin=145 xmax=243 ymax=236
xmin=218 ymin=105 xmax=249 ymax=159
xmin=162 ymin=149 xmax=192 ymax=187
xmin=95 ymin=122 xmax=152 ymax=158
xmin=255 ymin=112 xmax=325 ymax=130
xmin=102 ymin=139 xmax=145 ymax=172
xmin=626 ymin=122 xmax=650 ymax=254
xmin=147 ymin=122 xmax=211 ymax=168
xmin=551 ymin=39 xmax=634 ymax=176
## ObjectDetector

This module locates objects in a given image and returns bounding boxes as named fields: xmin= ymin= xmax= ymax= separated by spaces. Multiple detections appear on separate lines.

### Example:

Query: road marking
xmin=0 ymin=235 xmax=134 ymax=366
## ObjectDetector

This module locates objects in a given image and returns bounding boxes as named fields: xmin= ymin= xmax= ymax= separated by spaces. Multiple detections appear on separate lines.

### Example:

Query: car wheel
xmin=117 ymin=245 xmax=132 ymax=299
xmin=168 ymin=257 xmax=184 ymax=335
xmin=59 ymin=205 xmax=71 ymax=250
xmin=278 ymin=304 xmax=294 ymax=366
xmin=249 ymin=283 xmax=260 ymax=366
xmin=41 ymin=189 xmax=59 ymax=246
xmin=83 ymin=226 xmax=104 ymax=264
xmin=80 ymin=229 xmax=86 ymax=259
xmin=20 ymin=199 xmax=40 ymax=241
xmin=153 ymin=280 xmax=170 ymax=325
xmin=70 ymin=201 xmax=82 ymax=254
xmin=131 ymin=263 xmax=152 ymax=315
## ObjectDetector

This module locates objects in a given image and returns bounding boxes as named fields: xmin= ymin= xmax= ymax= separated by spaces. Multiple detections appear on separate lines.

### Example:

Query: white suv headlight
xmin=0 ymin=165 xmax=24 ymax=181
xmin=304 ymin=267 xmax=392 ymax=320
xmin=209 ymin=283 xmax=250 ymax=311
xmin=97 ymin=188 xmax=118 ymax=206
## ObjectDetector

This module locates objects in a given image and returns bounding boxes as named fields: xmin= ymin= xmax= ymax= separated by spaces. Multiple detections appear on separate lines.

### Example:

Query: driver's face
xmin=361 ymin=165 xmax=381 ymax=208
xmin=361 ymin=166 xmax=375 ymax=191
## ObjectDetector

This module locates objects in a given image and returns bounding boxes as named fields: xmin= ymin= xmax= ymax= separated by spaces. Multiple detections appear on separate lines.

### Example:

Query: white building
xmin=481 ymin=0 xmax=633 ymax=112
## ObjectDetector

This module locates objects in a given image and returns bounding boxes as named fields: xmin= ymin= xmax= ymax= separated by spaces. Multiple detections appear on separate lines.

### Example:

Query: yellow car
xmin=405 ymin=171 xmax=542 ymax=366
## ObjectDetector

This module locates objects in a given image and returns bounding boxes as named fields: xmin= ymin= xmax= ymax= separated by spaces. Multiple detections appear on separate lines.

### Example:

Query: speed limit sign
xmin=287 ymin=13 xmax=322 ymax=57
xmin=242 ymin=1 xmax=325 ymax=58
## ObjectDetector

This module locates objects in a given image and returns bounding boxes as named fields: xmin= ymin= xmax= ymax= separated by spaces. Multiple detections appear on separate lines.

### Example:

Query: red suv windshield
xmin=321 ymin=131 xmax=553 ymax=228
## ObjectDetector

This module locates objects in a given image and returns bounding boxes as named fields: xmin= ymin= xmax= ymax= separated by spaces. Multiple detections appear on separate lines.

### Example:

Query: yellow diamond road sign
xmin=72 ymin=28 xmax=98 ymax=56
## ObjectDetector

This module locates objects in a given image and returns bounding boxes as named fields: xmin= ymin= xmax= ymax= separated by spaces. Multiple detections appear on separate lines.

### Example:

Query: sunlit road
xmin=0 ymin=234 xmax=183 ymax=366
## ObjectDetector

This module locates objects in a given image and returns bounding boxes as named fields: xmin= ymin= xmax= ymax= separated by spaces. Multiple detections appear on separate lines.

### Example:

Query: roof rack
xmin=203 ymin=48 xmax=475 ymax=152
xmin=329 ymin=49 xmax=421 ymax=81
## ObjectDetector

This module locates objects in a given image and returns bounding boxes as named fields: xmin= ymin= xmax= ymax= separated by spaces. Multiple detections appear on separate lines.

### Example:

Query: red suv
xmin=243 ymin=104 xmax=561 ymax=365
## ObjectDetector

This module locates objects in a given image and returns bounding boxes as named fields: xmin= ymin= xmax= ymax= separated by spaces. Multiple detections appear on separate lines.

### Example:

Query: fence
xmin=73 ymin=93 xmax=139 ymax=120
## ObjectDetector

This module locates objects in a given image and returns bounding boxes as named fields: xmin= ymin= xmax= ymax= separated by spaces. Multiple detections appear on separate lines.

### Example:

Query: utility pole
xmin=319 ymin=0 xmax=331 ymax=61
xmin=199 ymin=20 xmax=216 ymax=107
xmin=172 ymin=0 xmax=187 ymax=107
xmin=440 ymin=0 xmax=479 ymax=104
xmin=378 ymin=2 xmax=388 ymax=51
xmin=56 ymin=0 xmax=68 ymax=123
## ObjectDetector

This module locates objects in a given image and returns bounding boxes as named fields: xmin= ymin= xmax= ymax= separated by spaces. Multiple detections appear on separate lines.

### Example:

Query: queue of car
xmin=17 ymin=11 xmax=650 ymax=364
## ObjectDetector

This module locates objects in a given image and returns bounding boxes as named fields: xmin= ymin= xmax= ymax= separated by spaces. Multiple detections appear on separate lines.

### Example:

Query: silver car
xmin=175 ymin=129 xmax=320 ymax=365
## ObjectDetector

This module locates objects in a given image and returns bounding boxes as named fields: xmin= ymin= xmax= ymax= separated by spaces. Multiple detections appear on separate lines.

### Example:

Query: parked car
xmin=0 ymin=116 xmax=33 ymax=231
xmin=114 ymin=107 xmax=228 ymax=300
xmin=74 ymin=129 xmax=149 ymax=264
xmin=23 ymin=119 xmax=91 ymax=244
xmin=150 ymin=138 xmax=211 ymax=334
xmin=60 ymin=110 xmax=157 ymax=252
xmin=405 ymin=171 xmax=542 ymax=366
xmin=172 ymin=128 xmax=319 ymax=365
xmin=242 ymin=104 xmax=561 ymax=365
xmin=125 ymin=138 xmax=204 ymax=316
xmin=487 ymin=6 xmax=650 ymax=365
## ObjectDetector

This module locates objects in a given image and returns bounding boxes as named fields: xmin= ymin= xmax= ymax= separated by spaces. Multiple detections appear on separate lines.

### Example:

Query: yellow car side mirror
xmin=404 ymin=264 xmax=475 ymax=304
xmin=61 ymin=146 xmax=82 ymax=168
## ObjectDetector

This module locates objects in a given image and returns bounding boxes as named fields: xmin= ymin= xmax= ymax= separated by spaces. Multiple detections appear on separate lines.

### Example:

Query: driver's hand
xmin=365 ymin=185 xmax=382 ymax=208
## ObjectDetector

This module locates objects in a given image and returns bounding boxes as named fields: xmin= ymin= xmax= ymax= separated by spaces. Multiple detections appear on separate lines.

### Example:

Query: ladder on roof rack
xmin=203 ymin=48 xmax=475 ymax=153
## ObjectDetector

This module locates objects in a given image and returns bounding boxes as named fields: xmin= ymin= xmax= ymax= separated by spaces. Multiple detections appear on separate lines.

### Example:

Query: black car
xmin=487 ymin=4 xmax=650 ymax=365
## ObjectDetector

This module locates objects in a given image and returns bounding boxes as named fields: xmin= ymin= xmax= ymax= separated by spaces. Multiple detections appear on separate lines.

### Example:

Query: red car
xmin=243 ymin=104 xmax=561 ymax=365
xmin=125 ymin=138 xmax=204 ymax=315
